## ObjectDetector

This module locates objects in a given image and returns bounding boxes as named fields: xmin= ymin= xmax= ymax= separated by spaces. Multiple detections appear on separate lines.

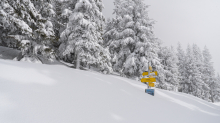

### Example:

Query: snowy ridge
xmin=0 ymin=59 xmax=220 ymax=123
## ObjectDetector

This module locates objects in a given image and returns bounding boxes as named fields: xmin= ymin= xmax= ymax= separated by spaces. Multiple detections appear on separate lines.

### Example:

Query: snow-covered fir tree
xmin=183 ymin=44 xmax=205 ymax=99
xmin=176 ymin=43 xmax=187 ymax=92
xmin=202 ymin=46 xmax=217 ymax=102
xmin=0 ymin=0 xmax=33 ymax=47
xmin=52 ymin=0 xmax=77 ymax=47
xmin=0 ymin=0 xmax=55 ymax=59
xmin=184 ymin=45 xmax=195 ymax=94
xmin=212 ymin=74 xmax=220 ymax=102
xmin=31 ymin=0 xmax=56 ymax=45
xmin=177 ymin=43 xmax=220 ymax=102
xmin=59 ymin=0 xmax=112 ymax=73
xmin=104 ymin=0 xmax=162 ymax=78
xmin=192 ymin=44 xmax=208 ymax=100
xmin=159 ymin=46 xmax=179 ymax=91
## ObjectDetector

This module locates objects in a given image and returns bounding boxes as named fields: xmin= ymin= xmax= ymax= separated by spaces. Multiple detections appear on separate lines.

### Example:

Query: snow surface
xmin=0 ymin=59 xmax=220 ymax=123
xmin=214 ymin=102 xmax=220 ymax=106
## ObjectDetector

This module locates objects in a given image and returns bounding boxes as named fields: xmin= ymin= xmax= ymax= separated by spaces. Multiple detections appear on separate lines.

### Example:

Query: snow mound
xmin=20 ymin=55 xmax=42 ymax=64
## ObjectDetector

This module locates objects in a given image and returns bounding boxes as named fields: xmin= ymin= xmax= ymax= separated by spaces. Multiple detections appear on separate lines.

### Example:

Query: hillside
xmin=0 ymin=59 xmax=220 ymax=123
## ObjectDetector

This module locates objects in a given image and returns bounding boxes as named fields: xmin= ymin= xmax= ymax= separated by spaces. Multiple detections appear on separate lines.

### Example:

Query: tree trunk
xmin=210 ymin=90 xmax=214 ymax=103
xmin=76 ymin=53 xmax=80 ymax=69
xmin=210 ymin=82 xmax=214 ymax=103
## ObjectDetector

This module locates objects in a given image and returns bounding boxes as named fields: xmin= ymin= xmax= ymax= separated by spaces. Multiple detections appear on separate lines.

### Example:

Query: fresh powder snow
xmin=0 ymin=59 xmax=220 ymax=123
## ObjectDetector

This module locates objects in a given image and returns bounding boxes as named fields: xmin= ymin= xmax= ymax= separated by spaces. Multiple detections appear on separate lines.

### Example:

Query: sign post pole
xmin=148 ymin=60 xmax=151 ymax=89
xmin=141 ymin=59 xmax=157 ymax=96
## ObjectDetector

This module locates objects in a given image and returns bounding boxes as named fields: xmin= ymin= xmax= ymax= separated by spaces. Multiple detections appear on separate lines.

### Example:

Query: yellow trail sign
xmin=142 ymin=71 xmax=158 ymax=76
xmin=141 ymin=78 xmax=156 ymax=83
xmin=148 ymin=82 xmax=155 ymax=87
xmin=149 ymin=75 xmax=153 ymax=78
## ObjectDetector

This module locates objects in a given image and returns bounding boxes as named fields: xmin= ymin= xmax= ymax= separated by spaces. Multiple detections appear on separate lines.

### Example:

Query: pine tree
xmin=0 ymin=0 xmax=33 ymax=47
xmin=183 ymin=44 xmax=205 ymax=99
xmin=104 ymin=0 xmax=162 ymax=78
xmin=104 ymin=0 xmax=136 ymax=76
xmin=202 ymin=46 xmax=216 ymax=102
xmin=177 ymin=43 xmax=186 ymax=92
xmin=159 ymin=46 xmax=179 ymax=91
xmin=192 ymin=44 xmax=207 ymax=99
xmin=212 ymin=74 xmax=220 ymax=102
xmin=52 ymin=0 xmax=75 ymax=47
xmin=0 ymin=0 xmax=55 ymax=58
xmin=30 ymin=0 xmax=57 ymax=51
xmin=184 ymin=45 xmax=195 ymax=94
xmin=59 ymin=0 xmax=112 ymax=73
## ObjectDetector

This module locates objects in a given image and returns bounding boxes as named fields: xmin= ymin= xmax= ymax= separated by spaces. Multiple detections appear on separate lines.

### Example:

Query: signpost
xmin=145 ymin=89 xmax=154 ymax=96
xmin=149 ymin=75 xmax=153 ymax=78
xmin=142 ymin=71 xmax=158 ymax=76
xmin=141 ymin=78 xmax=156 ymax=83
xmin=148 ymin=82 xmax=155 ymax=87
xmin=141 ymin=62 xmax=158 ymax=96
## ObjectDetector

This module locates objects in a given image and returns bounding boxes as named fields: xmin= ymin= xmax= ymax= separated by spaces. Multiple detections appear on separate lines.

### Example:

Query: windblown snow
xmin=0 ymin=59 xmax=220 ymax=123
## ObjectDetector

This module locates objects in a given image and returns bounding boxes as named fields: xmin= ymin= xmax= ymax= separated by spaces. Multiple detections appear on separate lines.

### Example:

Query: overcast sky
xmin=103 ymin=0 xmax=220 ymax=75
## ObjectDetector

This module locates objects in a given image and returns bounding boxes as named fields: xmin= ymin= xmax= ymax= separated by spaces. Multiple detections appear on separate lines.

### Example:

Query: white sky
xmin=103 ymin=0 xmax=220 ymax=75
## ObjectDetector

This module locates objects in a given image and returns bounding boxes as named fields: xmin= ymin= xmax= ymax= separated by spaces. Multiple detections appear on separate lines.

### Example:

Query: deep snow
xmin=0 ymin=59 xmax=220 ymax=123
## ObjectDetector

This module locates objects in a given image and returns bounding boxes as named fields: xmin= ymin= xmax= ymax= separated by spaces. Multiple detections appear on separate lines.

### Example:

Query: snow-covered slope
xmin=215 ymin=102 xmax=220 ymax=106
xmin=0 ymin=59 xmax=220 ymax=123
